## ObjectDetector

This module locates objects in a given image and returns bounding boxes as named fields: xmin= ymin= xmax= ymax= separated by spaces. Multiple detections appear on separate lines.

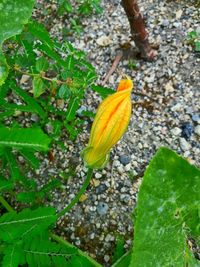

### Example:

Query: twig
xmin=101 ymin=51 xmax=123 ymax=86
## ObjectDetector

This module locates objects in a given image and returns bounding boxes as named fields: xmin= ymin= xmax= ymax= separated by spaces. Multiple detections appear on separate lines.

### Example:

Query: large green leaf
xmin=0 ymin=207 xmax=56 ymax=242
xmin=130 ymin=147 xmax=200 ymax=267
xmin=0 ymin=0 xmax=35 ymax=85
xmin=0 ymin=127 xmax=51 ymax=151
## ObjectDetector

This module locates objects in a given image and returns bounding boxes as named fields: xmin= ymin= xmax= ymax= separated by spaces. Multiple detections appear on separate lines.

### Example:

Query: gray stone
xmin=97 ymin=202 xmax=109 ymax=215
xmin=96 ymin=184 xmax=108 ymax=194
xmin=119 ymin=155 xmax=131 ymax=165
xmin=179 ymin=138 xmax=191 ymax=151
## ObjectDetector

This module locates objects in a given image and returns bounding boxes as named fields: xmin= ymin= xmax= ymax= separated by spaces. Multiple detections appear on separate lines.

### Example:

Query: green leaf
xmin=28 ymin=21 xmax=54 ymax=48
xmin=18 ymin=149 xmax=40 ymax=169
xmin=33 ymin=77 xmax=45 ymax=98
xmin=0 ymin=0 xmax=35 ymax=46
xmin=91 ymin=85 xmax=115 ymax=99
xmin=0 ymin=55 xmax=9 ymax=86
xmin=0 ymin=127 xmax=51 ymax=151
xmin=65 ymin=55 xmax=75 ymax=70
xmin=0 ymin=177 xmax=13 ymax=192
xmin=4 ymin=148 xmax=22 ymax=181
xmin=111 ymin=251 xmax=131 ymax=267
xmin=36 ymin=57 xmax=49 ymax=72
xmin=195 ymin=41 xmax=200 ymax=52
xmin=129 ymin=147 xmax=200 ymax=267
xmin=23 ymin=235 xmax=77 ymax=267
xmin=2 ymin=244 xmax=22 ymax=267
xmin=112 ymin=236 xmax=125 ymax=264
xmin=188 ymin=31 xmax=198 ymax=39
xmin=58 ymin=84 xmax=71 ymax=99
xmin=0 ymin=0 xmax=35 ymax=85
xmin=11 ymin=83 xmax=46 ymax=118
xmin=0 ymin=207 xmax=56 ymax=242
xmin=66 ymin=97 xmax=81 ymax=122
xmin=16 ymin=191 xmax=37 ymax=203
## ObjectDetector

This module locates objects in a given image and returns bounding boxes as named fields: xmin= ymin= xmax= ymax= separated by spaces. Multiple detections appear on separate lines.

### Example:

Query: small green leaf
xmin=11 ymin=83 xmax=46 ymax=118
xmin=16 ymin=191 xmax=36 ymax=203
xmin=0 ymin=55 xmax=9 ymax=86
xmin=28 ymin=21 xmax=54 ymax=48
xmin=66 ymin=97 xmax=81 ymax=121
xmin=58 ymin=84 xmax=71 ymax=99
xmin=195 ymin=41 xmax=200 ymax=52
xmin=0 ymin=177 xmax=13 ymax=192
xmin=112 ymin=236 xmax=125 ymax=264
xmin=33 ymin=77 xmax=45 ymax=98
xmin=188 ymin=31 xmax=198 ymax=39
xmin=91 ymin=85 xmax=115 ymax=98
xmin=65 ymin=55 xmax=74 ymax=70
xmin=18 ymin=149 xmax=40 ymax=169
xmin=36 ymin=57 xmax=49 ymax=72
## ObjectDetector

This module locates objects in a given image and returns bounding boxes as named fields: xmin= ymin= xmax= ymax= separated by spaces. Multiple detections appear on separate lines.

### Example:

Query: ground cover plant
xmin=0 ymin=1 xmax=200 ymax=266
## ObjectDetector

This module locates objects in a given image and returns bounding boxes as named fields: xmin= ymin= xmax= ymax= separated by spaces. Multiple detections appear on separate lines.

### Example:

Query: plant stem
xmin=0 ymin=195 xmax=14 ymax=212
xmin=14 ymin=67 xmax=66 ymax=84
xmin=57 ymin=168 xmax=93 ymax=218
xmin=50 ymin=233 xmax=102 ymax=267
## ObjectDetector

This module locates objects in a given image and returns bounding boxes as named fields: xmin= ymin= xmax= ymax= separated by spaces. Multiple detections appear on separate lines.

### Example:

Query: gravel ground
xmin=33 ymin=0 xmax=200 ymax=265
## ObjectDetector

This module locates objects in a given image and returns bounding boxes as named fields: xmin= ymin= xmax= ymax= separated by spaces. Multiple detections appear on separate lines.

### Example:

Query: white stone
xmin=176 ymin=9 xmax=183 ymax=19
xmin=171 ymin=103 xmax=182 ymax=112
xmin=165 ymin=81 xmax=174 ymax=92
xmin=194 ymin=125 xmax=200 ymax=136
xmin=125 ymin=163 xmax=131 ymax=172
xmin=96 ymin=36 xmax=112 ymax=46
xmin=179 ymin=138 xmax=191 ymax=151
xmin=171 ymin=127 xmax=182 ymax=136
xmin=95 ymin=173 xmax=102 ymax=179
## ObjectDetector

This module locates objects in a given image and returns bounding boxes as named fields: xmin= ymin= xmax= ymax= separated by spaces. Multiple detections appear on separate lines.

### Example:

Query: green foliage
xmin=188 ymin=30 xmax=200 ymax=52
xmin=112 ymin=236 xmax=125 ymax=264
xmin=111 ymin=251 xmax=131 ymax=267
xmin=57 ymin=0 xmax=102 ymax=16
xmin=56 ymin=0 xmax=102 ymax=35
xmin=0 ymin=0 xmax=35 ymax=85
xmin=129 ymin=147 xmax=200 ymax=267
xmin=0 ymin=127 xmax=51 ymax=151
xmin=0 ymin=207 xmax=56 ymax=242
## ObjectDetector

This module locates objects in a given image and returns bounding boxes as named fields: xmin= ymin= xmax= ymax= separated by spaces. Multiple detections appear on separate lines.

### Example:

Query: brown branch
xmin=121 ymin=0 xmax=157 ymax=61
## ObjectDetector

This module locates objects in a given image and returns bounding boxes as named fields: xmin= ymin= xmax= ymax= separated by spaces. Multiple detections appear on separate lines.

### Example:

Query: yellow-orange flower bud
xmin=82 ymin=79 xmax=133 ymax=169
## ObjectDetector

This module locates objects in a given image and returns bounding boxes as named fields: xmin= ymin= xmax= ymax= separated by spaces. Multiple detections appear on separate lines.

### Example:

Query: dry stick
xmin=101 ymin=51 xmax=123 ymax=86
xmin=121 ymin=0 xmax=157 ymax=61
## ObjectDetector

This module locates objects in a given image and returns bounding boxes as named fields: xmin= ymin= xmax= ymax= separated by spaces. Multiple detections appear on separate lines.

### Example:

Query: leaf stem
xmin=0 ymin=195 xmax=14 ymax=212
xmin=14 ymin=66 xmax=66 ymax=84
xmin=57 ymin=168 xmax=93 ymax=218
xmin=50 ymin=233 xmax=102 ymax=267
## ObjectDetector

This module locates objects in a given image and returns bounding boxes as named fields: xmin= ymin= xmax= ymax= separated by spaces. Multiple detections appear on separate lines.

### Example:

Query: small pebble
xmin=194 ymin=125 xmax=200 ymax=136
xmin=119 ymin=155 xmax=131 ymax=165
xmin=192 ymin=114 xmax=200 ymax=123
xmin=97 ymin=202 xmax=109 ymax=215
xmin=171 ymin=127 xmax=182 ymax=136
xmin=181 ymin=122 xmax=193 ymax=139
xmin=179 ymin=138 xmax=191 ymax=151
